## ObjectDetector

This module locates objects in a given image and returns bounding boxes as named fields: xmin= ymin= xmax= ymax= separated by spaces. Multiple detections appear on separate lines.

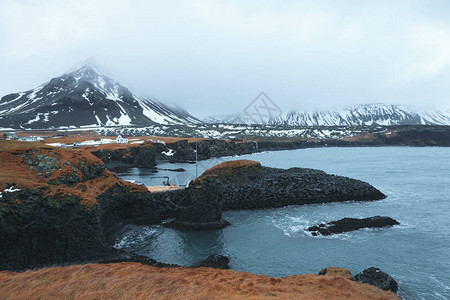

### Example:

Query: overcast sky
xmin=1 ymin=0 xmax=450 ymax=117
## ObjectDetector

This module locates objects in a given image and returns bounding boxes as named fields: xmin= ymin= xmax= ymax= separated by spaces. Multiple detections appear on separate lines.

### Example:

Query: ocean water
xmin=115 ymin=147 xmax=450 ymax=299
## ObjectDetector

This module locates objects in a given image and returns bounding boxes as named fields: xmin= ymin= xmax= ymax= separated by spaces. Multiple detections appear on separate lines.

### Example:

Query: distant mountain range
xmin=0 ymin=64 xmax=199 ymax=129
xmin=205 ymin=104 xmax=450 ymax=126
xmin=1 ymin=65 xmax=449 ymax=130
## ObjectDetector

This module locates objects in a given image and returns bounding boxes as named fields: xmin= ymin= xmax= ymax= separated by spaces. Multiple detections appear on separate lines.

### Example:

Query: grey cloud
xmin=1 ymin=0 xmax=450 ymax=118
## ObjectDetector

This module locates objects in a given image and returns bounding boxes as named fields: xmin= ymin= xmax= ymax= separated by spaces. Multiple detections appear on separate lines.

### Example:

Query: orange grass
xmin=193 ymin=160 xmax=262 ymax=185
xmin=0 ymin=263 xmax=400 ymax=300
xmin=205 ymin=159 xmax=261 ymax=173
xmin=0 ymin=141 xmax=147 ymax=208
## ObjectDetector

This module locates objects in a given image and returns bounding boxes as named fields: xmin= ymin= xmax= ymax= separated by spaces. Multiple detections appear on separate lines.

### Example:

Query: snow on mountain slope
xmin=0 ymin=65 xmax=199 ymax=129
xmin=275 ymin=104 xmax=427 ymax=126
xmin=419 ymin=109 xmax=450 ymax=125
xmin=205 ymin=104 xmax=450 ymax=126
xmin=203 ymin=113 xmax=255 ymax=124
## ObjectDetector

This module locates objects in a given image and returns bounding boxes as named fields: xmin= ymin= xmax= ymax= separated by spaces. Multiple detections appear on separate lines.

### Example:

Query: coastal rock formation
xmin=193 ymin=254 xmax=231 ymax=269
xmin=188 ymin=160 xmax=386 ymax=210
xmin=92 ymin=138 xmax=259 ymax=167
xmin=164 ymin=184 xmax=231 ymax=230
xmin=307 ymin=216 xmax=399 ymax=236
xmin=318 ymin=267 xmax=353 ymax=280
xmin=92 ymin=142 xmax=166 ymax=168
xmin=90 ymin=126 xmax=450 ymax=172
xmin=99 ymin=254 xmax=179 ymax=268
xmin=355 ymin=267 xmax=399 ymax=293
xmin=0 ymin=142 xmax=157 ymax=271
xmin=151 ymin=160 xmax=387 ymax=231
xmin=0 ymin=263 xmax=400 ymax=299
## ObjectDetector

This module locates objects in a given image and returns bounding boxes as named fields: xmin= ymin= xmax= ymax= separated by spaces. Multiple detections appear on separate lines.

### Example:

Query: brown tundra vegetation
xmin=0 ymin=263 xmax=400 ymax=300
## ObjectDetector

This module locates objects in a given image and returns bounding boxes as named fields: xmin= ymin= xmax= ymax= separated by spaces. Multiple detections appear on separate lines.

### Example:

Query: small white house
xmin=18 ymin=136 xmax=38 ymax=142
xmin=116 ymin=134 xmax=129 ymax=144
xmin=25 ymin=136 xmax=38 ymax=142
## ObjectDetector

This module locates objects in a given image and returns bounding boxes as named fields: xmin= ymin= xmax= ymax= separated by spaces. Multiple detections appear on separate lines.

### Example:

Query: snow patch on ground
xmin=147 ymin=138 xmax=166 ymax=144
xmin=1 ymin=186 xmax=22 ymax=197
xmin=161 ymin=149 xmax=175 ymax=156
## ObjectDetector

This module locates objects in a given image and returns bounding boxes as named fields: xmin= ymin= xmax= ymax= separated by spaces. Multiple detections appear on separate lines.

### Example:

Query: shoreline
xmin=2 ymin=143 xmax=442 ymax=298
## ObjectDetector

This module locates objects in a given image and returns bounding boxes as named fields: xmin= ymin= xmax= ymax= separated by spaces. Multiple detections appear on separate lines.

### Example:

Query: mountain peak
xmin=0 ymin=63 xmax=200 ymax=128
xmin=68 ymin=63 xmax=106 ymax=82
xmin=76 ymin=63 xmax=100 ymax=73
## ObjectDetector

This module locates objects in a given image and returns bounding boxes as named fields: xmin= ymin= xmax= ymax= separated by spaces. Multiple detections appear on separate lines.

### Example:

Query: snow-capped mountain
xmin=0 ymin=64 xmax=199 ymax=129
xmin=203 ymin=113 xmax=255 ymax=124
xmin=205 ymin=104 xmax=450 ymax=126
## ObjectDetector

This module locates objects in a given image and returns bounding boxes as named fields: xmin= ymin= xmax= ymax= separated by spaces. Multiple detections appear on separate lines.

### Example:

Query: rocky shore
xmin=90 ymin=125 xmax=450 ymax=170
xmin=0 ymin=141 xmax=401 ymax=298
xmin=153 ymin=160 xmax=386 ymax=229
xmin=0 ymin=142 xmax=389 ymax=270
xmin=0 ymin=142 xmax=159 ymax=271
xmin=308 ymin=216 xmax=400 ymax=236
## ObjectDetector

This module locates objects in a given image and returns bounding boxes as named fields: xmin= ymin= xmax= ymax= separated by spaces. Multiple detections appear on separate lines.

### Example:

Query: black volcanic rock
xmin=0 ymin=146 xmax=159 ymax=271
xmin=188 ymin=160 xmax=387 ymax=210
xmin=307 ymin=216 xmax=399 ymax=236
xmin=152 ymin=160 xmax=387 ymax=221
xmin=164 ymin=184 xmax=231 ymax=230
xmin=354 ymin=267 xmax=398 ymax=293
xmin=0 ymin=64 xmax=199 ymax=129
xmin=99 ymin=254 xmax=179 ymax=268
xmin=193 ymin=254 xmax=230 ymax=269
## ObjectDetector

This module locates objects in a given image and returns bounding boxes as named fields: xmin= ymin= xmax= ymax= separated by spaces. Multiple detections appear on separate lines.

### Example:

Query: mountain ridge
xmin=204 ymin=103 xmax=450 ymax=126
xmin=0 ymin=64 xmax=199 ymax=129
xmin=1 ymin=66 xmax=449 ymax=129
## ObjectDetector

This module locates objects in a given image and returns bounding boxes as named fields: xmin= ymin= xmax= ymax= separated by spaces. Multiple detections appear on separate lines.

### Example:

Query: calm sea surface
xmin=115 ymin=147 xmax=450 ymax=299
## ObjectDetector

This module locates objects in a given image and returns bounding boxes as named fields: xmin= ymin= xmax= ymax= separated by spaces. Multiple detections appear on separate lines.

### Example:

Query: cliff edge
xmin=0 ymin=141 xmax=158 ymax=271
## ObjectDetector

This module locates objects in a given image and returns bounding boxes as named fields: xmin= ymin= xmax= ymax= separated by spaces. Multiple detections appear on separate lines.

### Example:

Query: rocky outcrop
xmin=382 ymin=126 xmax=450 ymax=146
xmin=0 ymin=143 xmax=157 ymax=271
xmin=100 ymin=253 xmax=230 ymax=269
xmin=193 ymin=254 xmax=230 ymax=269
xmin=92 ymin=143 xmax=166 ymax=168
xmin=92 ymin=126 xmax=450 ymax=171
xmin=152 ymin=160 xmax=386 ymax=231
xmin=187 ymin=160 xmax=386 ymax=210
xmin=355 ymin=267 xmax=399 ymax=293
xmin=307 ymin=216 xmax=399 ymax=236
xmin=99 ymin=253 xmax=179 ymax=268
xmin=318 ymin=267 xmax=353 ymax=280
xmin=168 ymin=139 xmax=258 ymax=162
xmin=92 ymin=139 xmax=260 ymax=167
xmin=164 ymin=184 xmax=231 ymax=230
xmin=318 ymin=266 xmax=398 ymax=294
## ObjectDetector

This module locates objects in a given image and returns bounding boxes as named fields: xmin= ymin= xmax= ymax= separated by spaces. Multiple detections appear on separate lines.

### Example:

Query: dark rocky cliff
xmin=189 ymin=160 xmax=386 ymax=210
xmin=152 ymin=160 xmax=386 ymax=228
xmin=0 ymin=143 xmax=158 ymax=271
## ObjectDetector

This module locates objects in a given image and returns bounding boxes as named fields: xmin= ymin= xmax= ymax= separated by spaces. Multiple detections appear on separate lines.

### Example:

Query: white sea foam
xmin=113 ymin=226 xmax=161 ymax=249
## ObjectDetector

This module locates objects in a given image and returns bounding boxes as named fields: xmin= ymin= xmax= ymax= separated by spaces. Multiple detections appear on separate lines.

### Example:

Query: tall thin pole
xmin=195 ymin=135 xmax=198 ymax=178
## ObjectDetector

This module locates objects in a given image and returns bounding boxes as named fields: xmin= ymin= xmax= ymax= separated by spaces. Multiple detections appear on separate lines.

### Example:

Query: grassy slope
xmin=0 ymin=141 xmax=147 ymax=208
xmin=0 ymin=263 xmax=400 ymax=300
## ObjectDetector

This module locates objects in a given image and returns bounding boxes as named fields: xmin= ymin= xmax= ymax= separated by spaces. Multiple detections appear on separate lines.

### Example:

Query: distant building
xmin=116 ymin=134 xmax=128 ymax=144
xmin=17 ymin=136 xmax=39 ymax=142
xmin=5 ymin=133 xmax=19 ymax=140
xmin=25 ymin=136 xmax=38 ymax=142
